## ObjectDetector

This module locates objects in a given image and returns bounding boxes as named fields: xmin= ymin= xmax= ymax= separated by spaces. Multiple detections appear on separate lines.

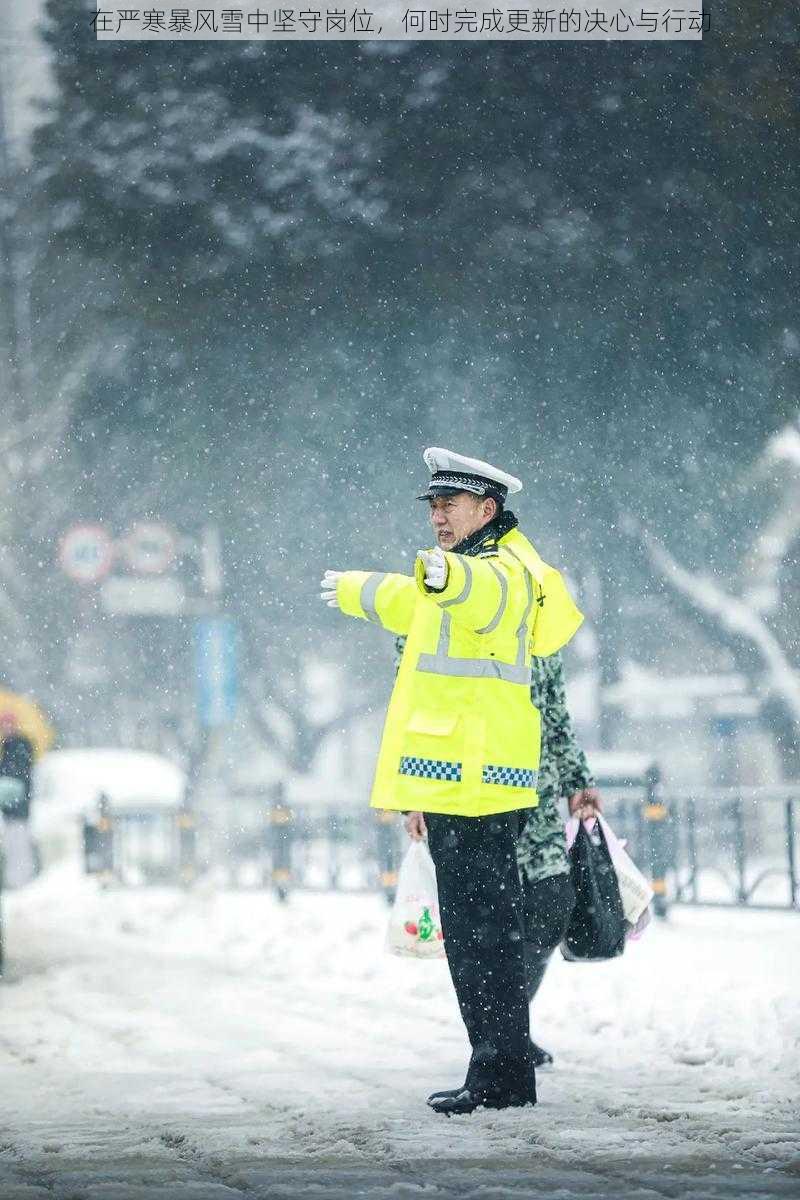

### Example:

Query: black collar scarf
xmin=452 ymin=509 xmax=518 ymax=558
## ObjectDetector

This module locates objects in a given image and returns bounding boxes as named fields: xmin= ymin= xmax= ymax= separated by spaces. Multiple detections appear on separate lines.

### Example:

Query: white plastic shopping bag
xmin=598 ymin=815 xmax=654 ymax=926
xmin=565 ymin=813 xmax=654 ymax=929
xmin=386 ymin=840 xmax=446 ymax=959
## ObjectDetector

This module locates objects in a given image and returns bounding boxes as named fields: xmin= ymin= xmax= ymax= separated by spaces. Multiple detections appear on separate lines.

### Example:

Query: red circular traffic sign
xmin=59 ymin=524 xmax=114 ymax=584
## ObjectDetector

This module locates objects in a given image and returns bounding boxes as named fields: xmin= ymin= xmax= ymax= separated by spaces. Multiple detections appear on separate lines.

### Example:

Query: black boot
xmin=428 ymin=1088 xmax=479 ymax=1115
xmin=427 ymin=1085 xmax=464 ymax=1107
xmin=428 ymin=1087 xmax=536 ymax=1116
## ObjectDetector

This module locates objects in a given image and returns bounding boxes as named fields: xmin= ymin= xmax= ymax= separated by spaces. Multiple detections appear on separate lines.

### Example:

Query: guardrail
xmin=80 ymin=776 xmax=800 ymax=914
xmin=265 ymin=804 xmax=401 ymax=903
xmin=82 ymin=798 xmax=199 ymax=886
xmin=663 ymin=786 xmax=799 ymax=911
xmin=81 ymin=795 xmax=399 ymax=898
xmin=591 ymin=781 xmax=799 ymax=914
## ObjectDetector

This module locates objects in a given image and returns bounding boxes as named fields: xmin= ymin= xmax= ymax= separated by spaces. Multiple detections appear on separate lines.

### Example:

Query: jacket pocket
xmin=406 ymin=711 xmax=459 ymax=738
xmin=400 ymin=710 xmax=464 ymax=783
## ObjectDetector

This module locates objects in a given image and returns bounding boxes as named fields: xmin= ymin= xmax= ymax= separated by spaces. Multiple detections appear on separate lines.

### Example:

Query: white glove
xmin=320 ymin=570 xmax=344 ymax=608
xmin=417 ymin=548 xmax=447 ymax=591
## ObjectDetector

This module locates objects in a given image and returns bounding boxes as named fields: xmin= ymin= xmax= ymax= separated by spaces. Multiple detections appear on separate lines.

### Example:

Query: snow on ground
xmin=1 ymin=864 xmax=799 ymax=1200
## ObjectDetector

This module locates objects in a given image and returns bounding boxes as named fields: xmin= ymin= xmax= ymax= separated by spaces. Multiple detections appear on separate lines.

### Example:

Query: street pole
xmin=185 ymin=524 xmax=226 ymax=812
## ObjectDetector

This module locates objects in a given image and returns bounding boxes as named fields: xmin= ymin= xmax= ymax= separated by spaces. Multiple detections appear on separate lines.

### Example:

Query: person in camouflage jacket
xmin=519 ymin=651 xmax=595 ymax=887
xmin=519 ymin=650 xmax=600 ymax=1065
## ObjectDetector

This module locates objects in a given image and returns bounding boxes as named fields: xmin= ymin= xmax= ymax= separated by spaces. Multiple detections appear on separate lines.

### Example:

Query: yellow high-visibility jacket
xmin=336 ymin=527 xmax=583 ymax=817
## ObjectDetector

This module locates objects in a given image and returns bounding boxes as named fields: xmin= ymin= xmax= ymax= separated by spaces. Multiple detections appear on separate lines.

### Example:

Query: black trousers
xmin=522 ymin=872 xmax=576 ymax=1004
xmin=426 ymin=811 xmax=536 ymax=1102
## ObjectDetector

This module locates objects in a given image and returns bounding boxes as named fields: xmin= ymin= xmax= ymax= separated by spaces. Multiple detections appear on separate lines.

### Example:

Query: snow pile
xmin=33 ymin=749 xmax=186 ymax=819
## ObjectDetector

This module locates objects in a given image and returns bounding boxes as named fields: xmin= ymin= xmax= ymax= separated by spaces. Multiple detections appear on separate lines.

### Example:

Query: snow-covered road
xmin=1 ymin=866 xmax=799 ymax=1199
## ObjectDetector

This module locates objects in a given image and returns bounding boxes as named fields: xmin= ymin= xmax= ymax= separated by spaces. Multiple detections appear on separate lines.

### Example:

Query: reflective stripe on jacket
xmin=337 ymin=527 xmax=583 ymax=817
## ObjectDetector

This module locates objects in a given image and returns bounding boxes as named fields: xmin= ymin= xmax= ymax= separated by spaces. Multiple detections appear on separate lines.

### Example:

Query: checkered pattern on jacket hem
xmin=482 ymin=764 xmax=537 ymax=788
xmin=399 ymin=756 xmax=462 ymax=782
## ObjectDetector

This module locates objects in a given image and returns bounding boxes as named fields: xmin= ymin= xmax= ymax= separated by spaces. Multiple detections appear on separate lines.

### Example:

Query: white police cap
xmin=417 ymin=447 xmax=523 ymax=502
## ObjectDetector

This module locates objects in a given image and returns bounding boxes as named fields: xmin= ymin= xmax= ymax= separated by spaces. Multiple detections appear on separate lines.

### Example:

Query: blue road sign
xmin=195 ymin=617 xmax=237 ymax=727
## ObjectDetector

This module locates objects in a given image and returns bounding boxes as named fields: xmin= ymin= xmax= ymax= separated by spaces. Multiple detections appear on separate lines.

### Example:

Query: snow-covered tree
xmin=633 ymin=416 xmax=800 ymax=777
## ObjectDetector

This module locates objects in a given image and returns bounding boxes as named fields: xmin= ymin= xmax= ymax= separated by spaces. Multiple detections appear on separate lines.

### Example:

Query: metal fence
xmin=80 ymin=776 xmax=800 ymax=914
xmin=81 ymin=792 xmax=396 ymax=896
xmin=663 ymin=787 xmax=800 ymax=911
xmin=577 ymin=779 xmax=800 ymax=914
xmin=82 ymin=797 xmax=198 ymax=887
xmin=264 ymin=803 xmax=401 ymax=901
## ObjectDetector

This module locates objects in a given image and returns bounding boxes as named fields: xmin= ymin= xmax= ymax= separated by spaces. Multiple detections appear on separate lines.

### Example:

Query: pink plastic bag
xmin=565 ymin=813 xmax=654 ymax=934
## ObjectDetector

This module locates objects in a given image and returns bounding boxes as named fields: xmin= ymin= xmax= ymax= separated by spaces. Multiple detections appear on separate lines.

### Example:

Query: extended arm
xmin=330 ymin=569 xmax=417 ymax=636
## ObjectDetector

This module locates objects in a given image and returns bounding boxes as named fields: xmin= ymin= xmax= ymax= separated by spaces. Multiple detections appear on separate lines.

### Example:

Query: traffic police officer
xmin=321 ymin=448 xmax=583 ymax=1114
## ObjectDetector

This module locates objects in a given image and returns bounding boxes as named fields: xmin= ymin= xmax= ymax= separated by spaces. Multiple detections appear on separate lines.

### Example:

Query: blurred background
xmin=1 ymin=1 xmax=798 ymax=902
